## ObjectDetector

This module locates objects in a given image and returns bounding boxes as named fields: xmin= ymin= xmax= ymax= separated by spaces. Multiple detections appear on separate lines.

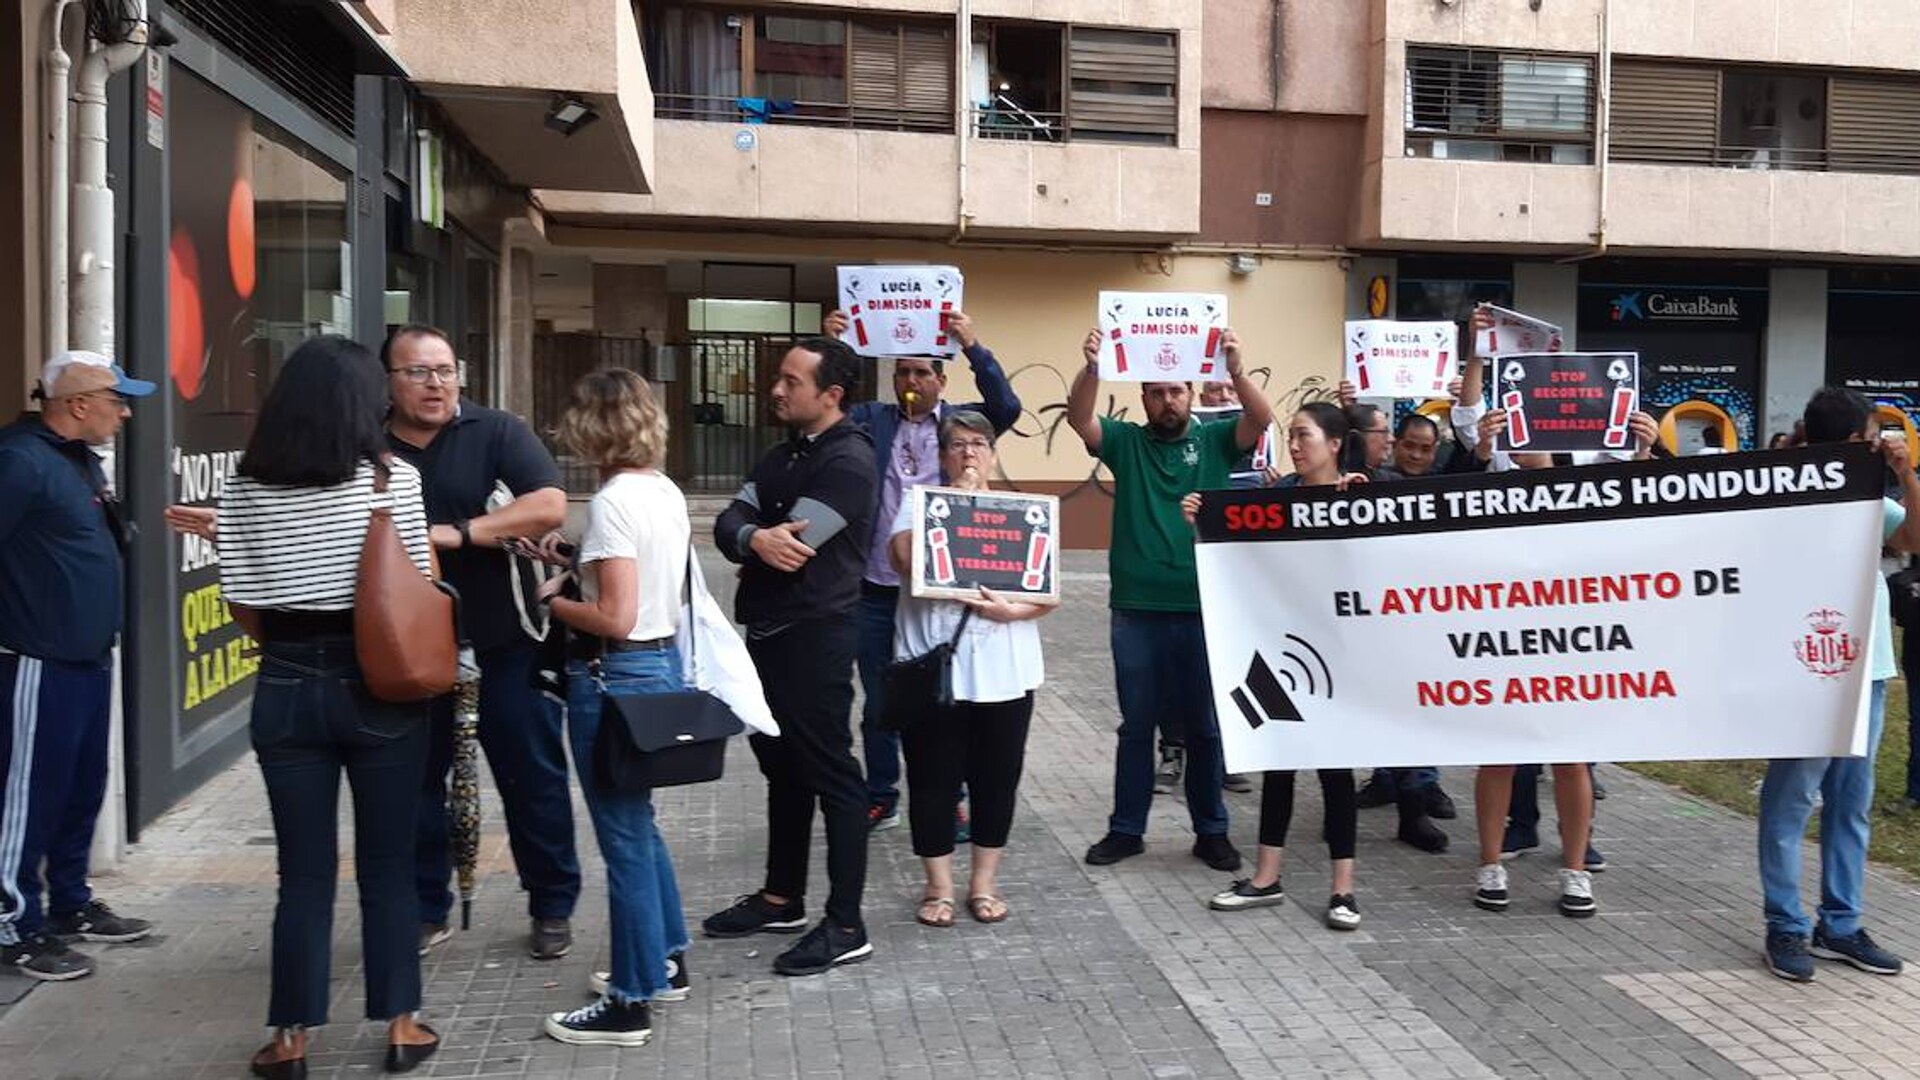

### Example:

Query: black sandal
xmin=385 ymin=1022 xmax=439 ymax=1074
xmin=250 ymin=1030 xmax=307 ymax=1079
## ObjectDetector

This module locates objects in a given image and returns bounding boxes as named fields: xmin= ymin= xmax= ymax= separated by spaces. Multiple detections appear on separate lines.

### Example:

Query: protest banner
xmin=1495 ymin=352 xmax=1639 ymax=453
xmin=1475 ymin=304 xmax=1564 ymax=359
xmin=1192 ymin=445 xmax=1880 ymax=772
xmin=1097 ymin=291 xmax=1229 ymax=382
xmin=836 ymin=265 xmax=964 ymax=358
xmin=1344 ymin=320 xmax=1458 ymax=399
xmin=908 ymin=485 xmax=1061 ymax=605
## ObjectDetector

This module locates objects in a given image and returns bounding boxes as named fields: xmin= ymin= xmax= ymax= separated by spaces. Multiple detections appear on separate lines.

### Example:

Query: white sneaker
xmin=1325 ymin=894 xmax=1361 ymax=931
xmin=1474 ymin=863 xmax=1509 ymax=911
xmin=1558 ymin=868 xmax=1596 ymax=918
xmin=588 ymin=953 xmax=690 ymax=1002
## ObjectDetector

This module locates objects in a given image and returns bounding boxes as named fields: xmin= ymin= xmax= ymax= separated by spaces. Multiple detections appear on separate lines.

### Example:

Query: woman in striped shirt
xmin=216 ymin=337 xmax=442 ymax=1077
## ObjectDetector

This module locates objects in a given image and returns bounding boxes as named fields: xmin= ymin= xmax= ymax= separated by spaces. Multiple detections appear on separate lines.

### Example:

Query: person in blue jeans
xmin=1759 ymin=387 xmax=1920 ymax=982
xmin=532 ymin=369 xmax=694 ymax=1045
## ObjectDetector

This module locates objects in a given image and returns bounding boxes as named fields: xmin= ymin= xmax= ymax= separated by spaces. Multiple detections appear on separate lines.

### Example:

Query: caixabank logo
xmin=1229 ymin=635 xmax=1333 ymax=729
xmin=1794 ymin=607 xmax=1860 ymax=679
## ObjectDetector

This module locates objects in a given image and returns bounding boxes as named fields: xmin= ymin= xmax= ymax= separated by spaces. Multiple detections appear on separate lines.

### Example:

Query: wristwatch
xmin=455 ymin=519 xmax=473 ymax=548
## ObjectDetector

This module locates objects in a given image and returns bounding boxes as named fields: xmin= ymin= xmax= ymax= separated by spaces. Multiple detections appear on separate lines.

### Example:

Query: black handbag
xmin=591 ymin=550 xmax=746 ymax=792
xmin=1891 ymin=561 xmax=1920 ymax=631
xmin=879 ymin=607 xmax=974 ymax=732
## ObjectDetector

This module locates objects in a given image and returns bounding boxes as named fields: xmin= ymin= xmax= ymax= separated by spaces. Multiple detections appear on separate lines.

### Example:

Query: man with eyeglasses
xmin=377 ymin=324 xmax=577 ymax=961
xmin=1 ymin=351 xmax=157 ymax=982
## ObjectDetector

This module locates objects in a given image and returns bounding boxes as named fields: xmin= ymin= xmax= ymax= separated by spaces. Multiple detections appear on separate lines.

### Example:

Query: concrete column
xmin=1513 ymin=262 xmax=1579 ymax=349
xmin=592 ymin=263 xmax=669 ymax=336
xmin=1764 ymin=268 xmax=1828 ymax=441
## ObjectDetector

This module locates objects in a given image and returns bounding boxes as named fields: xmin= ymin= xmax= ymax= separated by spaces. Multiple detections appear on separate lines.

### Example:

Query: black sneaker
xmin=1222 ymin=772 xmax=1255 ymax=794
xmin=529 ymin=917 xmax=572 ymax=960
xmin=1084 ymin=832 xmax=1144 ymax=866
xmin=1208 ymin=878 xmax=1285 ymax=911
xmin=1192 ymin=834 xmax=1243 ymax=872
xmin=543 ymin=996 xmax=652 ymax=1047
xmin=703 ymin=893 xmax=807 ymax=938
xmin=773 ymin=921 xmax=873 ymax=977
xmin=1584 ymin=845 xmax=1609 ymax=873
xmin=1355 ymin=773 xmax=1395 ymax=809
xmin=49 ymin=899 xmax=151 ymax=944
xmin=2 ymin=931 xmax=94 ymax=981
xmin=1153 ymin=745 xmax=1184 ymax=795
xmin=1765 ymin=931 xmax=1815 ymax=982
xmin=1499 ymin=821 xmax=1540 ymax=859
xmin=867 ymin=803 xmax=901 ymax=832
xmin=1810 ymin=925 xmax=1904 ymax=975
xmin=590 ymin=950 xmax=689 ymax=1002
xmin=1425 ymin=785 xmax=1458 ymax=820
xmin=1397 ymin=811 xmax=1449 ymax=854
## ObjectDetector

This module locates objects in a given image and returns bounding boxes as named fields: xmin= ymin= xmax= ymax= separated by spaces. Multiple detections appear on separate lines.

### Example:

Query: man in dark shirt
xmin=703 ymin=336 xmax=879 ymax=978
xmin=382 ymin=326 xmax=575 ymax=960
xmin=0 ymin=351 xmax=157 ymax=981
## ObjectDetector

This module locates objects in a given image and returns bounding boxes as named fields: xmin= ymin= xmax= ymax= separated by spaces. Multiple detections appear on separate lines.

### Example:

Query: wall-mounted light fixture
xmin=1229 ymin=253 xmax=1260 ymax=276
xmin=544 ymin=96 xmax=600 ymax=137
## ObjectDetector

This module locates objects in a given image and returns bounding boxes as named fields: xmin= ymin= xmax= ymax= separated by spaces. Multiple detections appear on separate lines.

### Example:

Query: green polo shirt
xmin=1098 ymin=415 xmax=1242 ymax=612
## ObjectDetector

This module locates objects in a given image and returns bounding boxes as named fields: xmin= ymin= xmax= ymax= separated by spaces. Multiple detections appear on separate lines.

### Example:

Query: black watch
xmin=455 ymin=519 xmax=473 ymax=548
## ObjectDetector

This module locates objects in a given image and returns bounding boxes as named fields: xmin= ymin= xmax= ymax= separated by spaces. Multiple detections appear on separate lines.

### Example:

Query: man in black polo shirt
xmin=382 ymin=326 xmax=576 ymax=960
xmin=703 ymin=336 xmax=878 ymax=977
xmin=1 ymin=351 xmax=156 ymax=981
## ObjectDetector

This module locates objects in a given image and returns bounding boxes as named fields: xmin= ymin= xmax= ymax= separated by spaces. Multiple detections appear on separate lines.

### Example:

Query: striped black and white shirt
xmin=217 ymin=460 xmax=433 ymax=610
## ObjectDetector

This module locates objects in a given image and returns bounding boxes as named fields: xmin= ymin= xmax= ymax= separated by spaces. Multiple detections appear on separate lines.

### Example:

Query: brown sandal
xmin=916 ymin=897 xmax=955 ymax=928
xmin=967 ymin=895 xmax=1009 ymax=924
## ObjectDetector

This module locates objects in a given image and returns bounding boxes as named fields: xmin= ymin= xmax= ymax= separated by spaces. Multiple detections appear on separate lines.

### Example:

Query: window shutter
xmin=900 ymin=26 xmax=952 ymax=124
xmin=1610 ymin=61 xmax=1719 ymax=164
xmin=1828 ymin=77 xmax=1920 ymax=174
xmin=1067 ymin=27 xmax=1178 ymax=144
xmin=849 ymin=23 xmax=900 ymax=118
xmin=850 ymin=22 xmax=951 ymax=130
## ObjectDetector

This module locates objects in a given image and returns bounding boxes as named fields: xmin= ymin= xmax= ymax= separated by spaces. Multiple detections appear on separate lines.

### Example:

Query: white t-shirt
xmin=218 ymin=460 xmax=433 ymax=610
xmin=579 ymin=470 xmax=691 ymax=642
xmin=888 ymin=497 xmax=1045 ymax=704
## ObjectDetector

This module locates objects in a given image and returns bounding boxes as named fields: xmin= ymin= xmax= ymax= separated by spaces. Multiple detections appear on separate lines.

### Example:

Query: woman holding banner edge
xmin=1185 ymin=402 xmax=1370 ymax=930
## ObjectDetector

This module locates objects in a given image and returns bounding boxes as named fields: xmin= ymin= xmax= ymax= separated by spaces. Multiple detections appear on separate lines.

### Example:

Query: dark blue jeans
xmin=0 ymin=653 xmax=110 ymax=945
xmin=566 ymin=651 xmax=690 ymax=1003
xmin=1109 ymin=610 xmax=1228 ymax=839
xmin=855 ymin=583 xmax=902 ymax=810
xmin=418 ymin=640 xmax=581 ymax=925
xmin=253 ymin=639 xmax=429 ymax=1027
xmin=1905 ymin=628 xmax=1920 ymax=803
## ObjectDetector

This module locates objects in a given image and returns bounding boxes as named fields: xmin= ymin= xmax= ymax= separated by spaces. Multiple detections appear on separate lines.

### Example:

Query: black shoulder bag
xmin=879 ymin=607 xmax=973 ymax=732
xmin=592 ymin=548 xmax=746 ymax=792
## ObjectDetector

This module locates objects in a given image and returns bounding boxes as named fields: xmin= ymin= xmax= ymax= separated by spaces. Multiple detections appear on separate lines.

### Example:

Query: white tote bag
xmin=674 ymin=553 xmax=779 ymax=737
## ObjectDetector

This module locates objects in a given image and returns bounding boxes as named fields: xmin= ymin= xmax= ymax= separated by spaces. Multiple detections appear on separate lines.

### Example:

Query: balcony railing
xmin=972 ymin=97 xmax=1064 ymax=142
xmin=654 ymin=93 xmax=951 ymax=133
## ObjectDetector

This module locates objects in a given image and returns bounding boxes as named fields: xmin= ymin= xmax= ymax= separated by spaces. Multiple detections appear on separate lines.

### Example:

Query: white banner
xmin=1344 ymin=320 xmax=1458 ymax=399
xmin=836 ymin=265 xmax=964 ymax=357
xmin=1475 ymin=304 xmax=1565 ymax=359
xmin=1194 ymin=446 xmax=1881 ymax=771
xmin=1097 ymin=291 xmax=1229 ymax=382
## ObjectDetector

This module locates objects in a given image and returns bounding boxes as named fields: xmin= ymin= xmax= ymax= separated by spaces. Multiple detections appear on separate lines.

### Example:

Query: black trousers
xmin=1258 ymin=769 xmax=1358 ymax=860
xmin=746 ymin=617 xmax=867 ymax=929
xmin=900 ymin=693 xmax=1034 ymax=858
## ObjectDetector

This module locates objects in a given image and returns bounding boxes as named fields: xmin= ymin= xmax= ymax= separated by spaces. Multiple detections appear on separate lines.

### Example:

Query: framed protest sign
xmin=1097 ymin=291 xmax=1229 ymax=382
xmin=1495 ymin=351 xmax=1639 ymax=454
xmin=1193 ymin=443 xmax=1882 ymax=772
xmin=1474 ymin=304 xmax=1564 ymax=359
xmin=836 ymin=265 xmax=964 ymax=358
xmin=907 ymin=485 xmax=1061 ymax=606
xmin=1344 ymin=320 xmax=1458 ymax=399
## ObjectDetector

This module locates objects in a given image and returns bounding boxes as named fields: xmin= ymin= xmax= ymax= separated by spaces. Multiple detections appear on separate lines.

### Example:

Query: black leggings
xmin=900 ymin=693 xmax=1034 ymax=858
xmin=1258 ymin=769 xmax=1358 ymax=859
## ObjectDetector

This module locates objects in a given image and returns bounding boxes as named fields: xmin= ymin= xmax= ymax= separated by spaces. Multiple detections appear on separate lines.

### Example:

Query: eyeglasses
xmin=1365 ymin=427 xmax=1392 ymax=436
xmin=79 ymin=391 xmax=132 ymax=409
xmin=393 ymin=366 xmax=460 ymax=385
xmin=946 ymin=439 xmax=993 ymax=453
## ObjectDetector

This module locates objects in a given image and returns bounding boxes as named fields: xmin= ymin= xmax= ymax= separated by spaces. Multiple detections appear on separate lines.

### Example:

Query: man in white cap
xmin=0 ymin=351 xmax=156 ymax=981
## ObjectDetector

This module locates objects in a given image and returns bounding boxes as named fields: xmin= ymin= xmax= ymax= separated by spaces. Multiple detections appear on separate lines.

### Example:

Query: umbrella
xmin=451 ymin=649 xmax=483 ymax=930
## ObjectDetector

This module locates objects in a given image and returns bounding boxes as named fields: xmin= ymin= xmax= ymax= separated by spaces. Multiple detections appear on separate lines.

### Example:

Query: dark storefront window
xmin=1828 ymin=269 xmax=1920 ymax=441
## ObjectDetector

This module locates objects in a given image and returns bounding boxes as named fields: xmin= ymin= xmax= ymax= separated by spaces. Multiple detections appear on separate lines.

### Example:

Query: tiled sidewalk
xmin=5 ymin=551 xmax=1920 ymax=1078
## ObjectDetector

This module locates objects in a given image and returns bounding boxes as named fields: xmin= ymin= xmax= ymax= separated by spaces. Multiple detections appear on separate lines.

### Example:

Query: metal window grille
xmin=168 ymin=0 xmax=358 ymax=134
xmin=1405 ymin=46 xmax=1594 ymax=164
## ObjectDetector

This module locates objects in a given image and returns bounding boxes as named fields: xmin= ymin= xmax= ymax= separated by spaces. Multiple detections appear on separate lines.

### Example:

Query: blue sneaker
xmin=1765 ymin=931 xmax=1814 ymax=982
xmin=1810 ymin=925 xmax=1903 ymax=975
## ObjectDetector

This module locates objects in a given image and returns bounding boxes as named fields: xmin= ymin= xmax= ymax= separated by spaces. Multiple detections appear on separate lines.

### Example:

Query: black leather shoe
xmin=250 ymin=1040 xmax=307 ymax=1079
xmin=385 ymin=1024 xmax=439 ymax=1074
xmin=1425 ymin=784 xmax=1458 ymax=820
xmin=529 ymin=917 xmax=572 ymax=960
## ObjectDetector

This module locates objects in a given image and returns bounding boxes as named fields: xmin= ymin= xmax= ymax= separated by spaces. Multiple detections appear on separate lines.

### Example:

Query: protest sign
xmin=1475 ymin=304 xmax=1564 ymax=359
xmin=1193 ymin=444 xmax=1882 ymax=772
xmin=836 ymin=265 xmax=964 ymax=358
xmin=908 ymin=486 xmax=1061 ymax=605
xmin=1097 ymin=291 xmax=1229 ymax=382
xmin=1344 ymin=320 xmax=1458 ymax=399
xmin=1495 ymin=352 xmax=1639 ymax=453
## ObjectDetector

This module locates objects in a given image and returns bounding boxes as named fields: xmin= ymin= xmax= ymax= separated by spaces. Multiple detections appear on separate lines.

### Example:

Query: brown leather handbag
xmin=354 ymin=456 xmax=458 ymax=701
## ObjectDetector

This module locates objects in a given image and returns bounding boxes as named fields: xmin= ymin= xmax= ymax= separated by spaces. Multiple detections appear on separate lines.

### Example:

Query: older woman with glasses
xmin=887 ymin=412 xmax=1053 ymax=927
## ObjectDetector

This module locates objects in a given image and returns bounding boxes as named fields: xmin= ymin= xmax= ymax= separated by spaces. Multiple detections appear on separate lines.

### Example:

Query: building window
xmin=972 ymin=22 xmax=1178 ymax=145
xmin=1720 ymin=72 xmax=1826 ymax=169
xmin=974 ymin=23 xmax=1064 ymax=141
xmin=1405 ymin=46 xmax=1594 ymax=164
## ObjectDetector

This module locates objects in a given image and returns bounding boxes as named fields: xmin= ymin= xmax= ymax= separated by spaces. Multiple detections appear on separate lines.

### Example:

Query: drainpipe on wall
xmin=45 ymin=0 xmax=79 ymax=359
xmin=1560 ymin=0 xmax=1611 ymax=263
xmin=950 ymin=0 xmax=972 ymax=244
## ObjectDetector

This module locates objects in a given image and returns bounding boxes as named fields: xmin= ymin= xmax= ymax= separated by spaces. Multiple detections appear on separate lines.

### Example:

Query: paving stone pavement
xmin=6 ymin=548 xmax=1920 ymax=1078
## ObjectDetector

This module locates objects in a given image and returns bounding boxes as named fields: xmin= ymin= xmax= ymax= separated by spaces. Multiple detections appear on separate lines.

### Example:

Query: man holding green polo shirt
xmin=1065 ymin=325 xmax=1274 ymax=870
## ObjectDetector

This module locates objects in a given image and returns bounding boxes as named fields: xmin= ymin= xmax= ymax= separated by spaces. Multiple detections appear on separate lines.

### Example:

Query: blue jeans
xmin=1110 ymin=610 xmax=1228 ymax=838
xmin=1364 ymin=766 xmax=1439 ymax=794
xmin=566 ymin=650 xmax=691 ymax=1003
xmin=418 ymin=641 xmax=581 ymax=924
xmin=855 ymin=584 xmax=902 ymax=809
xmin=1758 ymin=680 xmax=1886 ymax=939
